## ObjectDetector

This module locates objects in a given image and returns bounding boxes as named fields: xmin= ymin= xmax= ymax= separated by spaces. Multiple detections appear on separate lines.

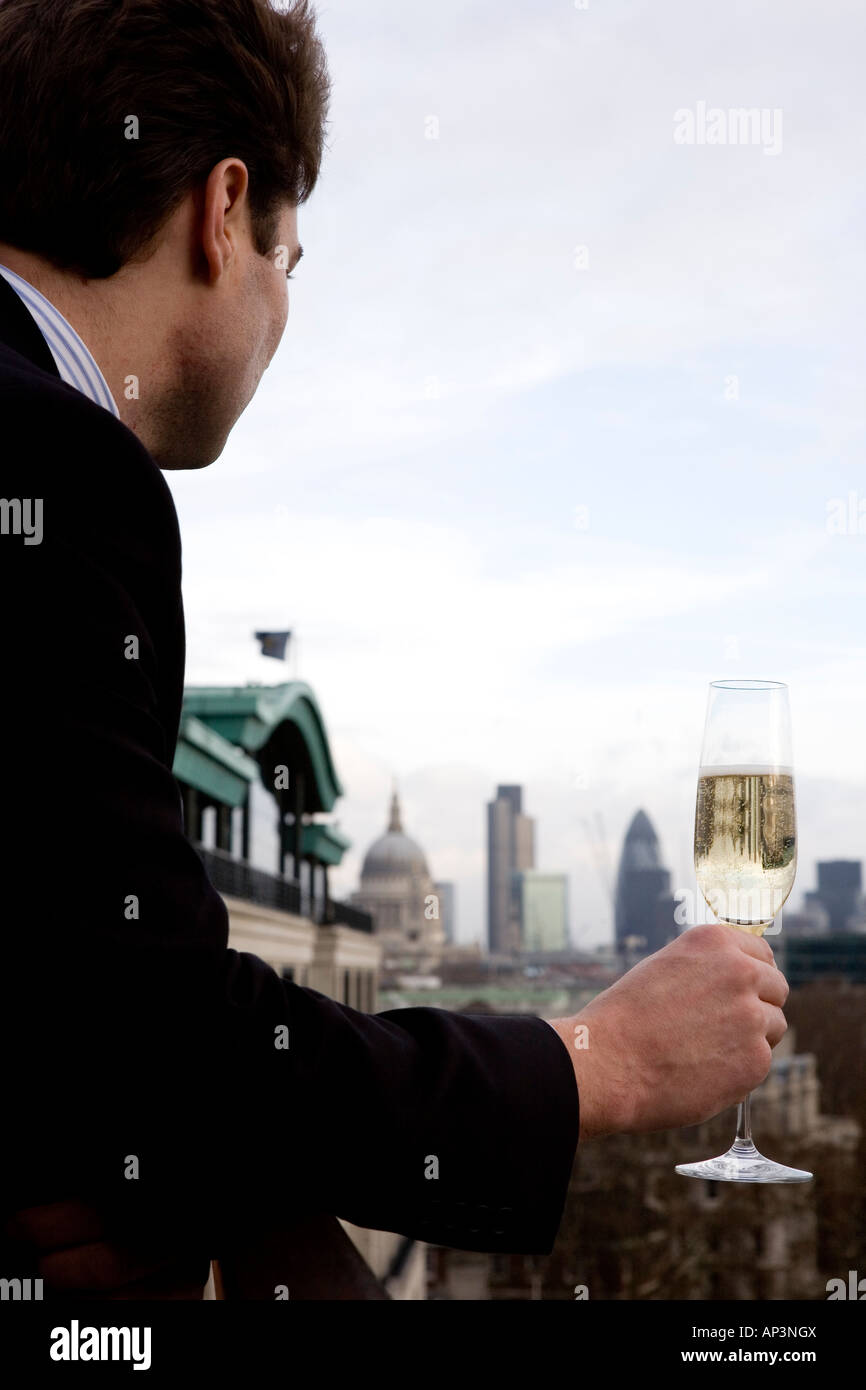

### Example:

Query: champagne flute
xmin=675 ymin=679 xmax=812 ymax=1183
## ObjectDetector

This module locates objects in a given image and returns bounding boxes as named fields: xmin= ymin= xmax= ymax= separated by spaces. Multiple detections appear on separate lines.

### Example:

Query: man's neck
xmin=0 ymin=243 xmax=166 ymax=446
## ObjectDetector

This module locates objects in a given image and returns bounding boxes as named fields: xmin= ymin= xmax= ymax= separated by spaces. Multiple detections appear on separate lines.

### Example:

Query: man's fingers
xmin=4 ymin=1199 xmax=106 ymax=1251
xmin=763 ymin=1003 xmax=788 ymax=1050
xmin=732 ymin=932 xmax=776 ymax=966
xmin=755 ymin=960 xmax=789 ymax=1008
xmin=37 ymin=1240 xmax=194 ymax=1293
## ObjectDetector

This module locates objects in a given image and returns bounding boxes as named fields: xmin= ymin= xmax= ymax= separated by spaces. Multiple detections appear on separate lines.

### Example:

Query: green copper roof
xmin=302 ymin=821 xmax=352 ymax=866
xmin=173 ymin=714 xmax=259 ymax=807
xmin=181 ymin=682 xmax=344 ymax=814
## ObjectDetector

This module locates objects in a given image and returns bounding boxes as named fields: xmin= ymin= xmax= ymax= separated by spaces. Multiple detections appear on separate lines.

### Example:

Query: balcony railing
xmin=197 ymin=843 xmax=309 ymax=916
xmin=323 ymin=899 xmax=375 ymax=933
xmin=195 ymin=843 xmax=374 ymax=933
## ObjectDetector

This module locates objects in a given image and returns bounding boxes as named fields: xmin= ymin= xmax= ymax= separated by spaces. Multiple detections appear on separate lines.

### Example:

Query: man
xmin=0 ymin=0 xmax=789 ymax=1298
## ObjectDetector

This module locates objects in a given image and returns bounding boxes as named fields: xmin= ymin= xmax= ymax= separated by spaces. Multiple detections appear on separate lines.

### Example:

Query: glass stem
xmin=735 ymin=1092 xmax=753 ymax=1148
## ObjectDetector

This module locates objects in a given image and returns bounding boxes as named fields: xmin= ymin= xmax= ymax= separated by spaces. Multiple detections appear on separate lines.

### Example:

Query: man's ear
xmin=200 ymin=158 xmax=251 ymax=285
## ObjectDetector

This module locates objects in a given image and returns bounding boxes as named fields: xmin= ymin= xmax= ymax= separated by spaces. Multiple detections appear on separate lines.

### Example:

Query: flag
xmin=254 ymin=630 xmax=292 ymax=661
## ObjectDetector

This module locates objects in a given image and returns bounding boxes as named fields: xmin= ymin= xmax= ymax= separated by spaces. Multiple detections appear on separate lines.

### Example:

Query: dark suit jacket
xmin=0 ymin=272 xmax=579 ymax=1272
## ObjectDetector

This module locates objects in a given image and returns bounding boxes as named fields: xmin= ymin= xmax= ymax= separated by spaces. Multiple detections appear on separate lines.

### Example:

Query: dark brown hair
xmin=0 ymin=0 xmax=330 ymax=276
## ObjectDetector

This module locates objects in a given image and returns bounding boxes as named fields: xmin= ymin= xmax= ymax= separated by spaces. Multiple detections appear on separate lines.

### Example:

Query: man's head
xmin=0 ymin=0 xmax=330 ymax=467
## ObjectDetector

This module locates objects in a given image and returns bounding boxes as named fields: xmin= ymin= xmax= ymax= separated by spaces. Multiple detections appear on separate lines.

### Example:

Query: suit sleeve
xmin=0 ymin=397 xmax=579 ymax=1257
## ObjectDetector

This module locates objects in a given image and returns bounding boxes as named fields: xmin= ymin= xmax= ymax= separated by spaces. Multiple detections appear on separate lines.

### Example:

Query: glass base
xmin=676 ymin=1139 xmax=812 ymax=1183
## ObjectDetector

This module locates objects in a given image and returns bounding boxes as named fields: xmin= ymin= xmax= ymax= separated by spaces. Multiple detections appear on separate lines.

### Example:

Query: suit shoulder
xmin=0 ymin=342 xmax=174 ymax=517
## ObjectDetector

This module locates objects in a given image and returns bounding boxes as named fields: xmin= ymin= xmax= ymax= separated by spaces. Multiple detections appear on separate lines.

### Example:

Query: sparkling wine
xmin=677 ymin=681 xmax=812 ymax=1183
xmin=694 ymin=766 xmax=796 ymax=932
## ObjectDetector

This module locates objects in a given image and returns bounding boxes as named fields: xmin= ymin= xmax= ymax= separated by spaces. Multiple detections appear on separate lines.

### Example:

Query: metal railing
xmin=196 ymin=843 xmax=309 ymax=916
xmin=195 ymin=843 xmax=374 ymax=934
xmin=324 ymin=899 xmax=376 ymax=934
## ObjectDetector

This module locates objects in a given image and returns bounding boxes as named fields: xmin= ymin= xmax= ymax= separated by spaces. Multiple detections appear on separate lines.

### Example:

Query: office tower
xmin=805 ymin=861 xmax=865 ymax=934
xmin=614 ymin=809 xmax=676 ymax=956
xmin=487 ymin=784 xmax=534 ymax=955
xmin=513 ymin=870 xmax=569 ymax=953
xmin=433 ymin=880 xmax=456 ymax=943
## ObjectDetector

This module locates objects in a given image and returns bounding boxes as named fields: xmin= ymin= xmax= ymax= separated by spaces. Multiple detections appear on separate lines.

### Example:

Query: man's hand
xmin=3 ymin=1199 xmax=211 ymax=1299
xmin=548 ymin=923 xmax=789 ymax=1141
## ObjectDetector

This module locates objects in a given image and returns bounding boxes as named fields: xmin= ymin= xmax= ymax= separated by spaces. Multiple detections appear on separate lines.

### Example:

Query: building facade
xmin=805 ymin=861 xmax=866 ymax=934
xmin=614 ymin=809 xmax=677 ymax=957
xmin=513 ymin=870 xmax=569 ymax=953
xmin=351 ymin=789 xmax=446 ymax=973
xmin=780 ymin=934 xmax=866 ymax=986
xmin=487 ymin=784 xmax=535 ymax=956
xmin=433 ymin=880 xmax=456 ymax=944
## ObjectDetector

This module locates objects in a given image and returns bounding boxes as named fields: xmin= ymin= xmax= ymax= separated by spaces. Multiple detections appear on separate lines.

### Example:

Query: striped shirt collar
xmin=0 ymin=263 xmax=119 ymax=418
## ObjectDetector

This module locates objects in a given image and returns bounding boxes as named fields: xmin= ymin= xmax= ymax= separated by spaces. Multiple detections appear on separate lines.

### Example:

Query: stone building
xmin=352 ymin=788 xmax=446 ymax=972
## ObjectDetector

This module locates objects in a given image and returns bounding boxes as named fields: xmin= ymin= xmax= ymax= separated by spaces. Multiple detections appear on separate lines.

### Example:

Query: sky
xmin=166 ymin=0 xmax=866 ymax=948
